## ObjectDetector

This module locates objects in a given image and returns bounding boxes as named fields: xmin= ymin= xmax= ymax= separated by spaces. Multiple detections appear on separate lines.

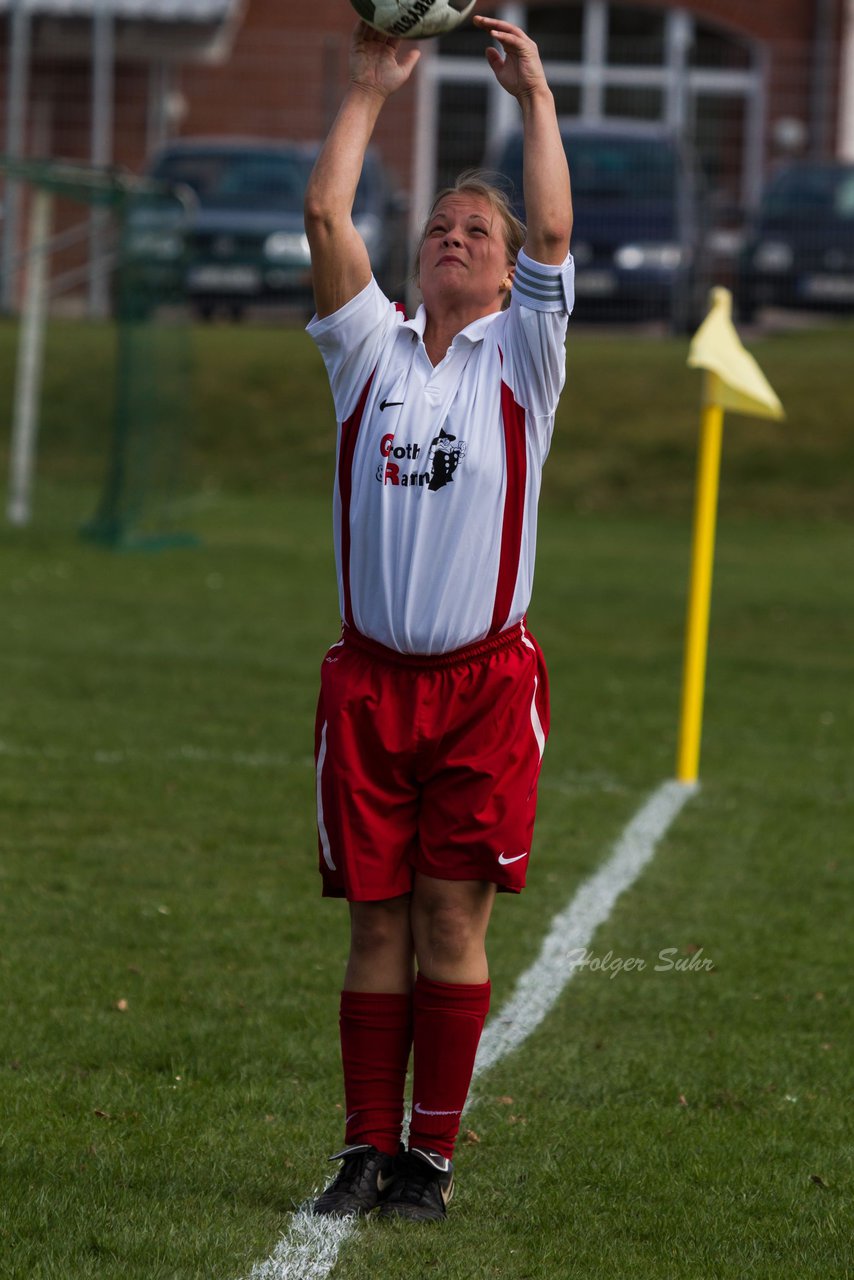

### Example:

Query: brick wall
xmin=0 ymin=0 xmax=846 ymax=303
xmin=0 ymin=0 xmax=843 ymax=180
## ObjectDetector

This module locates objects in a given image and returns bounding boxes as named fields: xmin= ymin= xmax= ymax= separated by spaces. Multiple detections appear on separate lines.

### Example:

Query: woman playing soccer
xmin=304 ymin=13 xmax=573 ymax=1221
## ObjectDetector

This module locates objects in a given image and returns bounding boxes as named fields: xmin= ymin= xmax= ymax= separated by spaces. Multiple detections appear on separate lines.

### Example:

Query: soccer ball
xmin=350 ymin=0 xmax=477 ymax=40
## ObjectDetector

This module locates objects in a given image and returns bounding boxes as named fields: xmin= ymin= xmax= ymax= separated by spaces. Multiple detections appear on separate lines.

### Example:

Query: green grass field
xmin=1 ymin=319 xmax=852 ymax=1278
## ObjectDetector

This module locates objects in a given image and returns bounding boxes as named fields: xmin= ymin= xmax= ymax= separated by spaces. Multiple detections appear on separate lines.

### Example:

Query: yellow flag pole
xmin=676 ymin=375 xmax=725 ymax=784
xmin=677 ymin=287 xmax=783 ymax=784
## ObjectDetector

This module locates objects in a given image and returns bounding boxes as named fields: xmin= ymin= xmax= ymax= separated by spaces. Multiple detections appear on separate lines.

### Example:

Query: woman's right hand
xmin=349 ymin=20 xmax=421 ymax=99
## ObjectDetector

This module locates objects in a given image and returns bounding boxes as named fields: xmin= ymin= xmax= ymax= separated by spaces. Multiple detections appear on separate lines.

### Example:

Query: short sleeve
xmin=512 ymin=248 xmax=575 ymax=314
xmin=306 ymin=277 xmax=400 ymax=422
xmin=498 ymin=249 xmax=573 ymax=422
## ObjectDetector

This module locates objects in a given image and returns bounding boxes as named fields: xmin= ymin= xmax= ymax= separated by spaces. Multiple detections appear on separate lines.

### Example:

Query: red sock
xmin=409 ymin=973 xmax=491 ymax=1160
xmin=339 ymin=990 xmax=413 ymax=1158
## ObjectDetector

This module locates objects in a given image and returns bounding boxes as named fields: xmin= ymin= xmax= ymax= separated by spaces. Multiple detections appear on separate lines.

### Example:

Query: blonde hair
xmin=414 ymin=170 xmax=526 ymax=310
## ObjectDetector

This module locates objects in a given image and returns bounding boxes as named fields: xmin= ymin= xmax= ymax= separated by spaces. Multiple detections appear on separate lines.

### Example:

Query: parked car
xmin=489 ymin=120 xmax=710 ymax=329
xmin=123 ymin=137 xmax=407 ymax=319
xmin=737 ymin=162 xmax=854 ymax=320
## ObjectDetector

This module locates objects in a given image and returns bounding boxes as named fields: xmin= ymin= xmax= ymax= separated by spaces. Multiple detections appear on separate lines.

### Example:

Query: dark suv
xmin=489 ymin=120 xmax=709 ymax=329
xmin=737 ymin=162 xmax=854 ymax=320
xmin=125 ymin=137 xmax=407 ymax=319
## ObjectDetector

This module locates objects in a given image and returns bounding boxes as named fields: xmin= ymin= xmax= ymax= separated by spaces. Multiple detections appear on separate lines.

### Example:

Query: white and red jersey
xmin=307 ymin=248 xmax=574 ymax=655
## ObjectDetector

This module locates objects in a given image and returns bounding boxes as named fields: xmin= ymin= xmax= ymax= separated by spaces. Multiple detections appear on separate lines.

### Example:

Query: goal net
xmin=1 ymin=156 xmax=196 ymax=549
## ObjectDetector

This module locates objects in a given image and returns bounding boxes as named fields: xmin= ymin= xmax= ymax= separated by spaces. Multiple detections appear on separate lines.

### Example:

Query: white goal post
xmin=7 ymin=185 xmax=52 ymax=526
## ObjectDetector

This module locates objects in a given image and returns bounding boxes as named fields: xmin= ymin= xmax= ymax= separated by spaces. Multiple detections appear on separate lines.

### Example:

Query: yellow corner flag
xmin=688 ymin=286 xmax=785 ymax=420
xmin=677 ymin=288 xmax=784 ymax=785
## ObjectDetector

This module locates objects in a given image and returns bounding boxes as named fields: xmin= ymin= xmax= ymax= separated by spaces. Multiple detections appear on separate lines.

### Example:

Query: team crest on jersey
xmin=376 ymin=429 xmax=467 ymax=490
xmin=427 ymin=429 xmax=467 ymax=491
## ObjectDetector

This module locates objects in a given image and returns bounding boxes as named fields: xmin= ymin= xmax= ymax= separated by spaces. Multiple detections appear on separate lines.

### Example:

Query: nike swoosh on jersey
xmin=379 ymin=399 xmax=404 ymax=411
xmin=497 ymin=851 xmax=529 ymax=865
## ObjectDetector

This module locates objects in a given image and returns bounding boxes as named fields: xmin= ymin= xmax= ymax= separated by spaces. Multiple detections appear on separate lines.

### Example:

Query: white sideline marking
xmin=470 ymin=779 xmax=698 ymax=1081
xmin=242 ymin=1211 xmax=353 ymax=1280
xmin=237 ymin=779 xmax=697 ymax=1280
xmin=0 ymin=739 xmax=302 ymax=770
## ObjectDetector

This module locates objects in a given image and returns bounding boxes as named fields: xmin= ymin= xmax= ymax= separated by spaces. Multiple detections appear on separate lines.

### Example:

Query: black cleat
xmin=312 ymin=1143 xmax=397 ymax=1217
xmin=377 ymin=1147 xmax=454 ymax=1221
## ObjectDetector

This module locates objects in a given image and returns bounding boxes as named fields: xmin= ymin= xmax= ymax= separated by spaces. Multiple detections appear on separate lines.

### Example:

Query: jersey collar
xmin=399 ymin=304 xmax=502 ymax=348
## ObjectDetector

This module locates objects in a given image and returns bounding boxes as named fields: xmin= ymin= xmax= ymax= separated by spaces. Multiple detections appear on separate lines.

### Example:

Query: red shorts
xmin=314 ymin=623 xmax=550 ymax=901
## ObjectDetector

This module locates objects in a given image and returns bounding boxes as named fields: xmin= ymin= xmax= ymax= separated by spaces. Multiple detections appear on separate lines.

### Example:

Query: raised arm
xmin=304 ymin=22 xmax=420 ymax=319
xmin=476 ymin=15 xmax=572 ymax=265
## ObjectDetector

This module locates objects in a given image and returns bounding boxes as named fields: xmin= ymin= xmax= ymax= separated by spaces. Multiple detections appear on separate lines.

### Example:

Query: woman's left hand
xmin=475 ymin=15 xmax=548 ymax=101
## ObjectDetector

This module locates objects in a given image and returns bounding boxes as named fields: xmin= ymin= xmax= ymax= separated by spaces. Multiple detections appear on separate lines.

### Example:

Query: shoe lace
xmin=331 ymin=1149 xmax=369 ymax=1191
xmin=394 ymin=1155 xmax=438 ymax=1204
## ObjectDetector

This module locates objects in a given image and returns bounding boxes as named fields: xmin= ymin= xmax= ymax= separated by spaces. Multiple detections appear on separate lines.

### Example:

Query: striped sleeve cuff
xmin=512 ymin=248 xmax=574 ymax=314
